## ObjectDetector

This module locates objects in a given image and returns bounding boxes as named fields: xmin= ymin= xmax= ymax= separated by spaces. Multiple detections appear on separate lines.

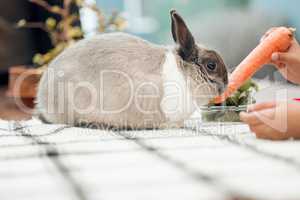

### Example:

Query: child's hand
xmin=262 ymin=28 xmax=300 ymax=84
xmin=240 ymin=101 xmax=300 ymax=140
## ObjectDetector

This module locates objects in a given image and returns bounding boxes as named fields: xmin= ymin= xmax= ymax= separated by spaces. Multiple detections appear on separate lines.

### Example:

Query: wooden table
xmin=0 ymin=86 xmax=32 ymax=120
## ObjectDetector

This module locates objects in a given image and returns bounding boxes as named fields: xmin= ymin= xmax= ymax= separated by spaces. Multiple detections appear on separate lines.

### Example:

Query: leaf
xmin=17 ymin=19 xmax=26 ymax=27
xmin=210 ymin=79 xmax=259 ymax=107
xmin=238 ymin=79 xmax=252 ymax=93
xmin=51 ymin=6 xmax=62 ymax=13
xmin=46 ymin=17 xmax=56 ymax=30
xmin=33 ymin=54 xmax=44 ymax=66
xmin=67 ymin=27 xmax=83 ymax=38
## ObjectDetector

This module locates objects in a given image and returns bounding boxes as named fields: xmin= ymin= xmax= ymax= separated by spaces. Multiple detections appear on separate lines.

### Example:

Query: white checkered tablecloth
xmin=0 ymin=119 xmax=300 ymax=200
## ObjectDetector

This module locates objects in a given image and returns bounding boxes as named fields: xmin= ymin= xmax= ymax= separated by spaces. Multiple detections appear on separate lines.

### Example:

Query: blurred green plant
xmin=223 ymin=79 xmax=258 ymax=106
xmin=202 ymin=79 xmax=258 ymax=122
xmin=17 ymin=0 xmax=126 ymax=68
xmin=210 ymin=79 xmax=259 ymax=107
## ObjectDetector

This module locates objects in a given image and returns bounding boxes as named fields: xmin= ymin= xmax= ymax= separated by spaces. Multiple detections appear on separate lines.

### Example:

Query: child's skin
xmin=240 ymin=27 xmax=300 ymax=140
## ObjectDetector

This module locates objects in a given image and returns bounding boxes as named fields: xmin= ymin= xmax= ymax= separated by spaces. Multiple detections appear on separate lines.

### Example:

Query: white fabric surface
xmin=0 ymin=118 xmax=300 ymax=200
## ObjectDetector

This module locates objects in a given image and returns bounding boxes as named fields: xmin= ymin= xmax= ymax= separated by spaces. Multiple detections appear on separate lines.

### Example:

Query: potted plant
xmin=7 ymin=0 xmax=126 ymax=108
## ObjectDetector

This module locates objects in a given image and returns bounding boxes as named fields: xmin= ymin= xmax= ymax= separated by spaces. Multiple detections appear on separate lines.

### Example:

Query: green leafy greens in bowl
xmin=201 ymin=79 xmax=259 ymax=122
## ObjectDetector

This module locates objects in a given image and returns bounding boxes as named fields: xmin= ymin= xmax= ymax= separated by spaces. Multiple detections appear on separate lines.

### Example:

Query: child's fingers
xmin=247 ymin=102 xmax=276 ymax=112
xmin=271 ymin=52 xmax=298 ymax=64
xmin=249 ymin=124 xmax=273 ymax=139
xmin=291 ymin=37 xmax=299 ymax=46
xmin=240 ymin=107 xmax=275 ymax=126
xmin=276 ymin=63 xmax=286 ymax=69
xmin=249 ymin=124 xmax=290 ymax=140
xmin=240 ymin=112 xmax=263 ymax=126
xmin=270 ymin=61 xmax=286 ymax=69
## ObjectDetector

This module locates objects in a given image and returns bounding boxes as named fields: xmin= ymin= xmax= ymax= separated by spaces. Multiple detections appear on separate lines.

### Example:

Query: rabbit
xmin=35 ymin=10 xmax=228 ymax=130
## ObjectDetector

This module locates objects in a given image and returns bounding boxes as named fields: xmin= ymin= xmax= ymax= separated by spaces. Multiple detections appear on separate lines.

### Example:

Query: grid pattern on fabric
xmin=0 ymin=119 xmax=300 ymax=200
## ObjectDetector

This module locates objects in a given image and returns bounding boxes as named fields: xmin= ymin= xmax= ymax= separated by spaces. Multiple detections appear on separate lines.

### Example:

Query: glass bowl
xmin=200 ymin=105 xmax=248 ymax=123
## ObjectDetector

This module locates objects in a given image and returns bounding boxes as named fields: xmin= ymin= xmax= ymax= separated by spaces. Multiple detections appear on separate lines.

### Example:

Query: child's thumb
xmin=271 ymin=52 xmax=295 ymax=64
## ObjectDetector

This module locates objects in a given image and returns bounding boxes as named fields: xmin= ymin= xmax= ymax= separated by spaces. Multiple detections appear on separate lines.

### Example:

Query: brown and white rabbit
xmin=36 ymin=10 xmax=228 ymax=129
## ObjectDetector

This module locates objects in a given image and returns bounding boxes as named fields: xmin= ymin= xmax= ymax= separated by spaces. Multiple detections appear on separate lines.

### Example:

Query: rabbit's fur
xmin=36 ymin=10 xmax=228 ymax=129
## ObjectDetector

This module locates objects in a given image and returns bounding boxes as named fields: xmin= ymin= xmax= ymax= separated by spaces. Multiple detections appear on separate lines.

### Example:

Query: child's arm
xmin=240 ymin=102 xmax=300 ymax=140
xmin=263 ymin=28 xmax=300 ymax=84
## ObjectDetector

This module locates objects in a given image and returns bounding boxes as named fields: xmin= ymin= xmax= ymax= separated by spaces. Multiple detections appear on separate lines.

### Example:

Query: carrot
xmin=214 ymin=27 xmax=295 ymax=104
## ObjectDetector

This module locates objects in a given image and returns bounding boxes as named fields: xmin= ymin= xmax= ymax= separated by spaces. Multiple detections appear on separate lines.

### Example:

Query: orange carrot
xmin=214 ymin=27 xmax=295 ymax=104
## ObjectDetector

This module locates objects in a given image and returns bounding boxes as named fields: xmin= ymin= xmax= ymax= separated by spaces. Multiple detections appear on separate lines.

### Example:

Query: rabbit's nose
xmin=217 ymin=84 xmax=226 ymax=94
xmin=216 ymin=74 xmax=228 ymax=94
xmin=216 ymin=80 xmax=227 ymax=94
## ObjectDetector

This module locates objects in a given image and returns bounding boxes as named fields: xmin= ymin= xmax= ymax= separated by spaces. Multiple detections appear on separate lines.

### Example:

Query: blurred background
xmin=1 ymin=0 xmax=300 ymax=83
xmin=0 ymin=0 xmax=299 ymax=119
xmin=91 ymin=0 xmax=299 ymax=80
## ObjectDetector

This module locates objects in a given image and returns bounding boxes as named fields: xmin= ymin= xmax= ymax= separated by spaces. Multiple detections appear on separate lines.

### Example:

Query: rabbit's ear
xmin=170 ymin=10 xmax=195 ymax=59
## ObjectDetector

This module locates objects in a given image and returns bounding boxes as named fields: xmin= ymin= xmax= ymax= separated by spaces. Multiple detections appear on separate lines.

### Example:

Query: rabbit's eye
xmin=206 ymin=61 xmax=217 ymax=71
